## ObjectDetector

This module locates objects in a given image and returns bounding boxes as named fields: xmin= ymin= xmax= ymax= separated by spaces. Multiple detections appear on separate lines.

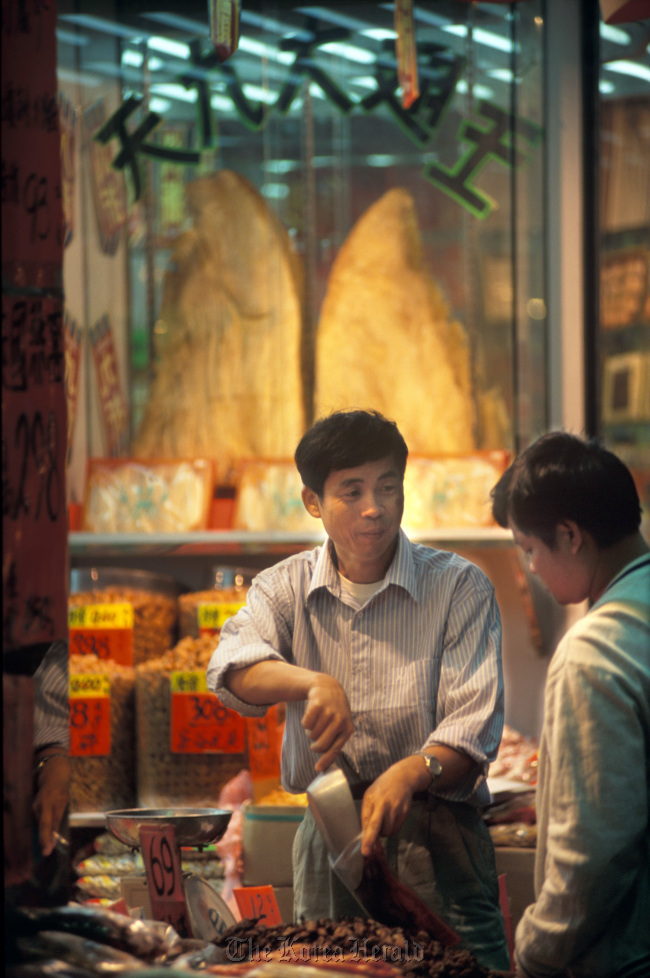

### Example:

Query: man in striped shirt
xmin=208 ymin=409 xmax=509 ymax=970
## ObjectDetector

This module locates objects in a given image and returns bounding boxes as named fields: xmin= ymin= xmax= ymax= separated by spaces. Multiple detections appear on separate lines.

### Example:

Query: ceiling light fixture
xmin=456 ymin=80 xmax=495 ymax=100
xmin=140 ymin=12 xmax=210 ymax=37
xmin=603 ymin=60 xmax=650 ymax=82
xmin=147 ymin=36 xmax=191 ymax=60
xmin=56 ymin=28 xmax=88 ymax=47
xmin=149 ymin=83 xmax=197 ymax=103
xmin=237 ymin=35 xmax=295 ymax=65
xmin=599 ymin=24 xmax=630 ymax=45
xmin=443 ymin=24 xmax=515 ymax=55
xmin=319 ymin=41 xmax=375 ymax=64
xmin=59 ymin=13 xmax=140 ymax=40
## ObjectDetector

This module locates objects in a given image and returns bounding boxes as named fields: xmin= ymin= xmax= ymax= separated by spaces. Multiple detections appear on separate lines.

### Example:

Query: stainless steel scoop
xmin=306 ymin=766 xmax=364 ymax=889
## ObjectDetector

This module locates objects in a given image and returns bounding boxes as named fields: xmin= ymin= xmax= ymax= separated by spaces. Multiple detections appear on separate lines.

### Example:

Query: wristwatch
xmin=413 ymin=750 xmax=443 ymax=786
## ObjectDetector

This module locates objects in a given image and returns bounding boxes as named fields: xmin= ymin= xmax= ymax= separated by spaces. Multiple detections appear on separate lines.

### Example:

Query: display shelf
xmin=69 ymin=526 xmax=513 ymax=559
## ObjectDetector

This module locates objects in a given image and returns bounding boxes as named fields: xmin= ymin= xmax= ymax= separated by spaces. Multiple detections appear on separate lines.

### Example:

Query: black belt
xmin=349 ymin=781 xmax=429 ymax=802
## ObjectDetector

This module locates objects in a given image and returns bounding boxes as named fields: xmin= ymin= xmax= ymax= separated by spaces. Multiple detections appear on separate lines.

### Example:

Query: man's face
xmin=302 ymin=456 xmax=404 ymax=583
xmin=509 ymin=521 xmax=588 ymax=605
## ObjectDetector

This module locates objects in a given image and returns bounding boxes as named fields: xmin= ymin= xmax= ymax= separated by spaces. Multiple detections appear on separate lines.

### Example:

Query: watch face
xmin=418 ymin=751 xmax=442 ymax=778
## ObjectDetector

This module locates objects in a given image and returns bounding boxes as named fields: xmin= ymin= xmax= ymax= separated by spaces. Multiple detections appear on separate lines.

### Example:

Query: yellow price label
xmin=170 ymin=670 xmax=208 ymax=694
xmin=197 ymin=602 xmax=244 ymax=631
xmin=69 ymin=673 xmax=111 ymax=698
xmin=69 ymin=603 xmax=134 ymax=629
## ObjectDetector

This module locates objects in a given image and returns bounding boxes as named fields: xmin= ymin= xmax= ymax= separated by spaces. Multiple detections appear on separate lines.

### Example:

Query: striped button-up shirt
xmin=207 ymin=529 xmax=504 ymax=806
xmin=34 ymin=640 xmax=70 ymax=751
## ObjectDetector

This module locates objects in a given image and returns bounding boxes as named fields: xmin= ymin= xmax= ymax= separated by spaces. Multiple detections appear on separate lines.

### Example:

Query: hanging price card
xmin=69 ymin=673 xmax=111 ymax=756
xmin=68 ymin=603 xmax=134 ymax=666
xmin=246 ymin=705 xmax=284 ymax=782
xmin=395 ymin=0 xmax=419 ymax=109
xmin=197 ymin=601 xmax=246 ymax=637
xmin=233 ymin=885 xmax=283 ymax=926
xmin=139 ymin=823 xmax=191 ymax=938
xmin=170 ymin=671 xmax=246 ymax=754
xmin=210 ymin=0 xmax=240 ymax=63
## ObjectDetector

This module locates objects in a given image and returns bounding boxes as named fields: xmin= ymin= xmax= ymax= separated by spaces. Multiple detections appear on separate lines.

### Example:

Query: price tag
xmin=69 ymin=673 xmax=111 ymax=756
xmin=246 ymin=705 xmax=284 ymax=782
xmin=233 ymin=885 xmax=283 ymax=926
xmin=170 ymin=671 xmax=246 ymax=754
xmin=139 ymin=823 xmax=191 ymax=938
xmin=197 ymin=601 xmax=245 ymax=636
xmin=395 ymin=0 xmax=419 ymax=109
xmin=210 ymin=0 xmax=240 ymax=63
xmin=69 ymin=603 xmax=134 ymax=666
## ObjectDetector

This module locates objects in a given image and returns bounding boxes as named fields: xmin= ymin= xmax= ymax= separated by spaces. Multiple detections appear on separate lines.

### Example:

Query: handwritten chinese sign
xmin=2 ymin=296 xmax=68 ymax=650
xmin=233 ymin=885 xmax=283 ymax=926
xmin=89 ymin=315 xmax=129 ymax=457
xmin=170 ymin=670 xmax=246 ymax=754
xmin=68 ymin=603 xmax=134 ymax=667
xmin=2 ymin=0 xmax=68 ymax=653
xmin=1 ymin=0 xmax=64 ymax=270
xmin=83 ymin=99 xmax=128 ymax=255
xmin=69 ymin=672 xmax=111 ymax=756
xmin=246 ymin=704 xmax=284 ymax=783
xmin=63 ymin=312 xmax=82 ymax=463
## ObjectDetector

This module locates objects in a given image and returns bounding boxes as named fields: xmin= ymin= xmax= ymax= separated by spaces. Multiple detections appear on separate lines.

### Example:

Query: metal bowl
xmin=105 ymin=807 xmax=232 ymax=849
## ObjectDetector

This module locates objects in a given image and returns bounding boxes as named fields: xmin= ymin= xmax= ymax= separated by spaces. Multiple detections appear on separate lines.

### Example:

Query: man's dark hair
xmin=491 ymin=431 xmax=642 ymax=548
xmin=295 ymin=409 xmax=408 ymax=497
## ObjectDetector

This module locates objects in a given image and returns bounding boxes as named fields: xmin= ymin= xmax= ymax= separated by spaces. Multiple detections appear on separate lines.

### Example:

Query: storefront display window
xmin=58 ymin=0 xmax=548 ymax=511
xmin=596 ymin=16 xmax=650 ymax=526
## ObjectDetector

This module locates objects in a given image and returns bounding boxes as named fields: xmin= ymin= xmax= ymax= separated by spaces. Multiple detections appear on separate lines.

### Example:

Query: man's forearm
xmin=224 ymin=659 xmax=321 ymax=705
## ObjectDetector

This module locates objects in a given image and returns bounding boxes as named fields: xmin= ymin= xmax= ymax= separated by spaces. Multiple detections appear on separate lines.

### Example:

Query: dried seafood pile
xmin=216 ymin=916 xmax=496 ymax=978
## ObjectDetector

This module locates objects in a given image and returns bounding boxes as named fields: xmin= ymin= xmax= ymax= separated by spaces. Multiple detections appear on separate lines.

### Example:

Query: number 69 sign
xmin=139 ymin=823 xmax=191 ymax=938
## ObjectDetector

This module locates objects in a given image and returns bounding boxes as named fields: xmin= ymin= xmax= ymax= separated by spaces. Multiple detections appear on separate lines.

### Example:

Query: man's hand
xmin=302 ymin=674 xmax=354 ymax=772
xmin=360 ymin=756 xmax=428 ymax=855
xmin=33 ymin=755 xmax=70 ymax=856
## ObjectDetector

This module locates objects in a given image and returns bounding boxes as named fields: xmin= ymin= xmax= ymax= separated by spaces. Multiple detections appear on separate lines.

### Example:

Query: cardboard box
xmin=242 ymin=805 xmax=306 ymax=887
xmin=120 ymin=875 xmax=152 ymax=919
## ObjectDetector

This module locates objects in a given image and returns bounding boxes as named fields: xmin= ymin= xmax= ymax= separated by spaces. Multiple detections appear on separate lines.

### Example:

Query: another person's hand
xmin=302 ymin=674 xmax=354 ymax=772
xmin=360 ymin=756 xmax=426 ymax=855
xmin=33 ymin=754 xmax=70 ymax=856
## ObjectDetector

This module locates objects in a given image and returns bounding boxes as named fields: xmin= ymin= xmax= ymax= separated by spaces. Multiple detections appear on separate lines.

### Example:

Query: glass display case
xmin=596 ymin=17 xmax=650 ymax=522
xmin=57 ymin=0 xmax=549 ymax=507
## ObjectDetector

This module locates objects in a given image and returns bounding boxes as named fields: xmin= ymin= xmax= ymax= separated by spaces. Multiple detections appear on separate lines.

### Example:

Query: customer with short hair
xmin=491 ymin=431 xmax=650 ymax=978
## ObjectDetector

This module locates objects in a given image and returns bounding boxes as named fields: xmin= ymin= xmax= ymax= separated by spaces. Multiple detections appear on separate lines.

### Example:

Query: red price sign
xmin=69 ymin=603 xmax=134 ymax=666
xmin=139 ymin=823 xmax=190 ymax=938
xmin=233 ymin=885 xmax=283 ymax=926
xmin=69 ymin=673 xmax=111 ymax=756
xmin=246 ymin=705 xmax=284 ymax=782
xmin=170 ymin=671 xmax=246 ymax=754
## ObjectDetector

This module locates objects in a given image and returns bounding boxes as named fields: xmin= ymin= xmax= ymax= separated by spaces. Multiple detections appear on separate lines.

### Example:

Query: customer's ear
xmin=301 ymin=486 xmax=322 ymax=519
xmin=557 ymin=520 xmax=583 ymax=554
